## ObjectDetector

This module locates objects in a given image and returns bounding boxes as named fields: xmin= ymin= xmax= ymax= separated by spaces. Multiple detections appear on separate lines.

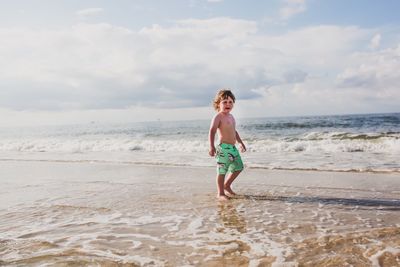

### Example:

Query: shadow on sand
xmin=237 ymin=194 xmax=400 ymax=211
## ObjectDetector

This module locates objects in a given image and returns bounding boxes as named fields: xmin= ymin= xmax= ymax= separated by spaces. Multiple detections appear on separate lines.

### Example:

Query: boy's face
xmin=218 ymin=96 xmax=234 ymax=114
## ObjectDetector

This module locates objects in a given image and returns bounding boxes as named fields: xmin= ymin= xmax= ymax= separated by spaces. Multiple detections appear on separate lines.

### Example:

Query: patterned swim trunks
xmin=215 ymin=143 xmax=244 ymax=175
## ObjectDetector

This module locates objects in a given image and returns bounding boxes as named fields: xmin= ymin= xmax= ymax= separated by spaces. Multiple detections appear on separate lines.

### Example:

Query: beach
xmin=2 ymin=1 xmax=400 ymax=265
xmin=1 ymin=160 xmax=399 ymax=266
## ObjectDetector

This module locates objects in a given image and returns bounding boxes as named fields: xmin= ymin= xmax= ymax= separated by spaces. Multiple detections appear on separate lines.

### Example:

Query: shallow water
xmin=0 ymin=161 xmax=399 ymax=266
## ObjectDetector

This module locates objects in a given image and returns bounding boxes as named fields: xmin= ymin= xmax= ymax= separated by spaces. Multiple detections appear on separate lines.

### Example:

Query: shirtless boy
xmin=208 ymin=89 xmax=246 ymax=201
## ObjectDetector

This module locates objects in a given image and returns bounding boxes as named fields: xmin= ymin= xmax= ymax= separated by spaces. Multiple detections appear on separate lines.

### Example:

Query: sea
xmin=1 ymin=112 xmax=399 ymax=173
xmin=1 ymin=113 xmax=399 ymax=266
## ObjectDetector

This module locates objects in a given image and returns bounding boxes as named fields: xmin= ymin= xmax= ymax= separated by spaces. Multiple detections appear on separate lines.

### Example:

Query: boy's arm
xmin=236 ymin=131 xmax=247 ymax=152
xmin=208 ymin=114 xmax=220 ymax=156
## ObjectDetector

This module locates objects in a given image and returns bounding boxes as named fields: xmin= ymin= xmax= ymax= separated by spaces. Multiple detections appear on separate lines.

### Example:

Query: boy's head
xmin=213 ymin=89 xmax=236 ymax=112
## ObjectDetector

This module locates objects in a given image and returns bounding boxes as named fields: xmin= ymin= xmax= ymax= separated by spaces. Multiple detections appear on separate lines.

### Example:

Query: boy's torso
xmin=218 ymin=113 xmax=236 ymax=145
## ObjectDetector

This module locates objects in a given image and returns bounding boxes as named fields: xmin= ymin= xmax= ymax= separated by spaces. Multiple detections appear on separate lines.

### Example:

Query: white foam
xmin=248 ymin=259 xmax=261 ymax=267
xmin=123 ymin=255 xmax=165 ymax=266
xmin=1 ymin=136 xmax=399 ymax=173
xmin=127 ymin=234 xmax=161 ymax=242
xmin=0 ymin=137 xmax=209 ymax=153
xmin=187 ymin=217 xmax=203 ymax=234
xmin=1 ymin=130 xmax=399 ymax=155
xmin=369 ymin=247 xmax=400 ymax=267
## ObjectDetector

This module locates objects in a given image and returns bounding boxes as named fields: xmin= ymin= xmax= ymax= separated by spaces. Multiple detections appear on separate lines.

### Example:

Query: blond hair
xmin=213 ymin=89 xmax=236 ymax=111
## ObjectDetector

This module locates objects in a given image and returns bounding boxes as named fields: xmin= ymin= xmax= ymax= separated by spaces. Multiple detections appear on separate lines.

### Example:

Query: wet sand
xmin=0 ymin=160 xmax=399 ymax=266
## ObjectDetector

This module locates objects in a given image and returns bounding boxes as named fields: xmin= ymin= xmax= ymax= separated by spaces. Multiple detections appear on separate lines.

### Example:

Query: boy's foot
xmin=224 ymin=186 xmax=237 ymax=196
xmin=217 ymin=194 xmax=230 ymax=201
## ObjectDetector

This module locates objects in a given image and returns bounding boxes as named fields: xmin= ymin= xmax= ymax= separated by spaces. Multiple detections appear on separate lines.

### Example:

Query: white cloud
xmin=0 ymin=18 xmax=398 ymax=119
xmin=75 ymin=8 xmax=104 ymax=18
xmin=280 ymin=0 xmax=307 ymax=20
xmin=369 ymin=33 xmax=381 ymax=49
xmin=337 ymin=44 xmax=400 ymax=107
xmin=0 ymin=18 xmax=263 ymax=110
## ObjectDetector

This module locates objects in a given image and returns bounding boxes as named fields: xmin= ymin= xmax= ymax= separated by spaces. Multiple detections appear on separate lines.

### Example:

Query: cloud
xmin=0 ymin=18 xmax=398 ymax=115
xmin=283 ymin=69 xmax=308 ymax=83
xmin=369 ymin=33 xmax=381 ymax=49
xmin=0 ymin=19 xmax=263 ymax=110
xmin=75 ymin=8 xmax=104 ymax=18
xmin=337 ymin=45 xmax=400 ymax=106
xmin=279 ymin=0 xmax=307 ymax=20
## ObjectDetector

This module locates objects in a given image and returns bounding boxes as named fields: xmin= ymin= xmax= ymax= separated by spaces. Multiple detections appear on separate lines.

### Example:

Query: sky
xmin=1 ymin=0 xmax=400 ymax=126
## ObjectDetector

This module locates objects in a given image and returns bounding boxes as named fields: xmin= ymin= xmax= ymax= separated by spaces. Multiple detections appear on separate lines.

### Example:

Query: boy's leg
xmin=224 ymin=170 xmax=241 ymax=195
xmin=217 ymin=174 xmax=229 ymax=200
xmin=224 ymin=149 xmax=243 ymax=195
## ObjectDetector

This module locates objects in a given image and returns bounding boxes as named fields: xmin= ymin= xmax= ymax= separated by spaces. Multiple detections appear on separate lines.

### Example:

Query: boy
xmin=208 ymin=89 xmax=246 ymax=201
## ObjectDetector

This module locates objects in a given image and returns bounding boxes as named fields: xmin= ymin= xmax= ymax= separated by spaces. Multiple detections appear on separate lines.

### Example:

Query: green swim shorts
xmin=215 ymin=143 xmax=244 ymax=175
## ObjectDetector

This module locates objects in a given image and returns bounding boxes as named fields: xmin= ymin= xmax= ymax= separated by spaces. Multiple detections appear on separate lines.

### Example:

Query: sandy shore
xmin=1 ymin=160 xmax=399 ymax=266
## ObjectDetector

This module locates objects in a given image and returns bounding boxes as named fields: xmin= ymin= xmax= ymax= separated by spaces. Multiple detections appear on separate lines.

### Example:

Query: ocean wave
xmin=0 ymin=134 xmax=399 ymax=154
xmin=247 ymin=137 xmax=399 ymax=153
xmin=303 ymin=131 xmax=400 ymax=141
xmin=0 ymin=138 xmax=207 ymax=153
xmin=241 ymin=121 xmax=351 ymax=130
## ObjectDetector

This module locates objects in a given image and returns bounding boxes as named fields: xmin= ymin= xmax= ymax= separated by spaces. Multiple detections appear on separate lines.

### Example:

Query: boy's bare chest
xmin=220 ymin=116 xmax=235 ymax=128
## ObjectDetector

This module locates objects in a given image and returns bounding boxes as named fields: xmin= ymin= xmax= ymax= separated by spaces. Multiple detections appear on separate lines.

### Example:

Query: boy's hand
xmin=239 ymin=143 xmax=247 ymax=153
xmin=209 ymin=146 xmax=216 ymax=157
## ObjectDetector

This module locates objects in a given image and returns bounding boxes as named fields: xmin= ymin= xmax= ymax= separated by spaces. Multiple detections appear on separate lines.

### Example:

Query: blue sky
xmin=3 ymin=1 xmax=400 ymax=30
xmin=1 ymin=0 xmax=399 ymax=126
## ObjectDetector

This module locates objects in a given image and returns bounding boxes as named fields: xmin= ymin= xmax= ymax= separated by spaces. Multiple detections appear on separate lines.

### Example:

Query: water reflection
xmin=218 ymin=202 xmax=247 ymax=233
